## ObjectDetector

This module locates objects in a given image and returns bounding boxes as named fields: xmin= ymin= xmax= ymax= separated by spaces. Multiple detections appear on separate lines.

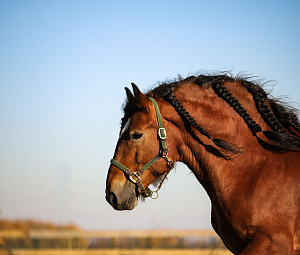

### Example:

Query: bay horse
xmin=105 ymin=74 xmax=300 ymax=254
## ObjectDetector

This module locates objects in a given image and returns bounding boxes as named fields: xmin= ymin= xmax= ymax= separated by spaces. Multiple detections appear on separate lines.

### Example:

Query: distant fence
xmin=28 ymin=229 xmax=219 ymax=238
xmin=0 ymin=230 xmax=233 ymax=255
xmin=0 ymin=249 xmax=232 ymax=255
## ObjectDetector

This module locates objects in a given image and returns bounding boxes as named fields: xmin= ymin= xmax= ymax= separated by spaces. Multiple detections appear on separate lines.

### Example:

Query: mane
xmin=123 ymin=73 xmax=300 ymax=152
xmin=146 ymin=74 xmax=236 ymax=98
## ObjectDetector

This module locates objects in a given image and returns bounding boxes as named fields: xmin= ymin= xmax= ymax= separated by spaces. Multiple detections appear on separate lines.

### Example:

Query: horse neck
xmin=163 ymin=82 xmax=269 ymax=198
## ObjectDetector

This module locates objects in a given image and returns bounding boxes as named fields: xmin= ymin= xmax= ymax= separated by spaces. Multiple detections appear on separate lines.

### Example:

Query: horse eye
xmin=132 ymin=132 xmax=143 ymax=140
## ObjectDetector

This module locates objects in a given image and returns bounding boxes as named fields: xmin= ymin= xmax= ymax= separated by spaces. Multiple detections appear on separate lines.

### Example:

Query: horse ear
xmin=125 ymin=87 xmax=134 ymax=102
xmin=131 ymin=83 xmax=141 ymax=98
xmin=131 ymin=83 xmax=149 ymax=108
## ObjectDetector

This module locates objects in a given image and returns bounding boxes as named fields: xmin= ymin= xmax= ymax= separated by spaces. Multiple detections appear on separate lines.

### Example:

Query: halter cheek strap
xmin=110 ymin=97 xmax=174 ymax=199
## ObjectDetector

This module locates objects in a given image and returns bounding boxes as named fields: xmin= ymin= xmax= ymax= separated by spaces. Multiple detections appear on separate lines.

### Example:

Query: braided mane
xmin=145 ymin=74 xmax=300 ymax=152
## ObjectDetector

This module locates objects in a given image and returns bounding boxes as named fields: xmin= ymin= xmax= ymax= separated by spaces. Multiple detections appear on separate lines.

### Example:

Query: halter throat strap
xmin=110 ymin=97 xmax=174 ymax=198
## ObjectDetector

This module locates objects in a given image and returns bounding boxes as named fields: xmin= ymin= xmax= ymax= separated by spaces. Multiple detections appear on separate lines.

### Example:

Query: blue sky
xmin=0 ymin=1 xmax=299 ymax=230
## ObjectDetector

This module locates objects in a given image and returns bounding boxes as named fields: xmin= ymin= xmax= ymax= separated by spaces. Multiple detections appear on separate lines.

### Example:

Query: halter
xmin=110 ymin=97 xmax=174 ymax=199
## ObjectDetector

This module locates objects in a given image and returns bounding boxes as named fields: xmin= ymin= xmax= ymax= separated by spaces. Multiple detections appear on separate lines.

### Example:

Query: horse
xmin=105 ymin=74 xmax=300 ymax=254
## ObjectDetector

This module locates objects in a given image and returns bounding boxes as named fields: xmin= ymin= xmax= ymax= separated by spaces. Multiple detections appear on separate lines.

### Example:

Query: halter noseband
xmin=110 ymin=97 xmax=174 ymax=199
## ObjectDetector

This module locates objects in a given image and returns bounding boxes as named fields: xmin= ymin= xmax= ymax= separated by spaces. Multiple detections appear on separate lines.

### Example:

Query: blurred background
xmin=0 ymin=0 xmax=299 ymax=238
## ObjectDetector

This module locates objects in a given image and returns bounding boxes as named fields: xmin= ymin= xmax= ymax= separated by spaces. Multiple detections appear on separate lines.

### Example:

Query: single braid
xmin=241 ymin=81 xmax=285 ymax=133
xmin=269 ymin=102 xmax=300 ymax=134
xmin=167 ymin=92 xmax=241 ymax=154
xmin=212 ymin=80 xmax=263 ymax=134
xmin=167 ymin=93 xmax=212 ymax=139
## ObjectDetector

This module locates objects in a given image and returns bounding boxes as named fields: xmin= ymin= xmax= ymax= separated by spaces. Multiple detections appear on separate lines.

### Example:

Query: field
xmin=0 ymin=249 xmax=232 ymax=255
xmin=0 ymin=229 xmax=233 ymax=255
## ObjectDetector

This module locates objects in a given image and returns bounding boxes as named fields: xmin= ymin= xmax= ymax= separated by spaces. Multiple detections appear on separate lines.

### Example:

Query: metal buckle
xmin=129 ymin=172 xmax=140 ymax=183
xmin=158 ymin=128 xmax=167 ymax=140
xmin=162 ymin=153 xmax=174 ymax=169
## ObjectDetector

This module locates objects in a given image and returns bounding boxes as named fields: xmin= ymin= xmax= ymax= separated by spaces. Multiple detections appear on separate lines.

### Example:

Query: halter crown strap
xmin=110 ymin=96 xmax=174 ymax=198
xmin=148 ymin=97 xmax=168 ymax=152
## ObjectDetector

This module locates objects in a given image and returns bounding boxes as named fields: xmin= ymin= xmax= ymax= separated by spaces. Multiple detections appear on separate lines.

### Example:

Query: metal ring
xmin=151 ymin=191 xmax=159 ymax=199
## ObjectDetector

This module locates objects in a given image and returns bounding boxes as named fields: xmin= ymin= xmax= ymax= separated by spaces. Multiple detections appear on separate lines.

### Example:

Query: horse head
xmin=105 ymin=84 xmax=177 ymax=210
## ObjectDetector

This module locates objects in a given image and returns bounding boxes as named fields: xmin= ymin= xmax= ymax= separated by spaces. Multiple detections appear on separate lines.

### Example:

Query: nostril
xmin=111 ymin=192 xmax=118 ymax=206
xmin=106 ymin=190 xmax=118 ymax=207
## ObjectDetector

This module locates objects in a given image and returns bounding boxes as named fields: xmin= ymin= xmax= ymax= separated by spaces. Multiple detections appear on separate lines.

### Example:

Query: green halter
xmin=110 ymin=97 xmax=174 ymax=198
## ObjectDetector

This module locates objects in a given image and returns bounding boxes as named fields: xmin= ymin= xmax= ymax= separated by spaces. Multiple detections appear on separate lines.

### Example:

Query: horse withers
xmin=105 ymin=74 xmax=300 ymax=254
